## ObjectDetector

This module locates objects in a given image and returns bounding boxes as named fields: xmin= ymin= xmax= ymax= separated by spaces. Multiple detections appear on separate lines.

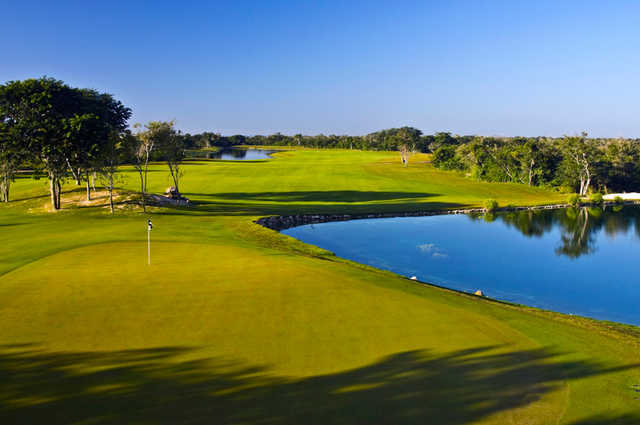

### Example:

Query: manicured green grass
xmin=0 ymin=149 xmax=638 ymax=424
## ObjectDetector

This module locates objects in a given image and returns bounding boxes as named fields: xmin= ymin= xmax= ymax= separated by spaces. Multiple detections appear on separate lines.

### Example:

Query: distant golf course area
xmin=1 ymin=149 xmax=639 ymax=424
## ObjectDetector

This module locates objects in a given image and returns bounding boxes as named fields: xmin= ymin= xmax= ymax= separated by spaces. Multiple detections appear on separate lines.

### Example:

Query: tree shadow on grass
xmin=189 ymin=190 xmax=441 ymax=203
xmin=1 ymin=344 xmax=637 ymax=425
xmin=161 ymin=190 xmax=468 ymax=216
xmin=568 ymin=415 xmax=640 ymax=425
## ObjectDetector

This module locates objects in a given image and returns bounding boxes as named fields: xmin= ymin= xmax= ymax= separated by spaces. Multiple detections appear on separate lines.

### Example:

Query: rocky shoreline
xmin=254 ymin=201 xmax=640 ymax=231
xmin=253 ymin=203 xmax=568 ymax=231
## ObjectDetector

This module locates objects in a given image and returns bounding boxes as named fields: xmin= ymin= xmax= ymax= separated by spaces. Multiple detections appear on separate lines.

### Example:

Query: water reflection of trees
xmin=470 ymin=206 xmax=640 ymax=259
xmin=211 ymin=148 xmax=248 ymax=159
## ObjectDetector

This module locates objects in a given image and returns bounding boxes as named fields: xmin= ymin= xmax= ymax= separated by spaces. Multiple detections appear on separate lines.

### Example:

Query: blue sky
xmin=2 ymin=1 xmax=639 ymax=137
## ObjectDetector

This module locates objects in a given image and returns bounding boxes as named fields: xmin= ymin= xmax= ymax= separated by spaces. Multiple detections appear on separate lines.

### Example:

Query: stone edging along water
xmin=254 ymin=201 xmax=640 ymax=231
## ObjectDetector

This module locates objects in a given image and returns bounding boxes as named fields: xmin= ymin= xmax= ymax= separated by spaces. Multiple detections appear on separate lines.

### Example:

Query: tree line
xmin=0 ymin=77 xmax=185 ymax=212
xmin=179 ymin=127 xmax=429 ymax=151
xmin=429 ymin=132 xmax=640 ymax=195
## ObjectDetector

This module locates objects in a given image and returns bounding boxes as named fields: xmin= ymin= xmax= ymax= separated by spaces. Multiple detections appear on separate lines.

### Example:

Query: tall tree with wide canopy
xmin=0 ymin=78 xmax=76 ymax=209
xmin=148 ymin=120 xmax=184 ymax=194
xmin=0 ymin=77 xmax=131 ymax=209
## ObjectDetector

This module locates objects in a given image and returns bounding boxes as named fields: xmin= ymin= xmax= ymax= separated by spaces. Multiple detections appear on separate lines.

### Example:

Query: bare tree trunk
xmin=91 ymin=171 xmax=97 ymax=191
xmin=56 ymin=180 xmax=62 ymax=209
xmin=49 ymin=177 xmax=56 ymax=209
xmin=168 ymin=162 xmax=180 ymax=193
xmin=0 ymin=175 xmax=9 ymax=202
xmin=0 ymin=182 xmax=7 ymax=202
xmin=85 ymin=170 xmax=91 ymax=201
xmin=584 ymin=177 xmax=591 ymax=195
xmin=583 ymin=160 xmax=591 ymax=195
xmin=49 ymin=176 xmax=61 ymax=210
xmin=138 ymin=170 xmax=146 ymax=212
xmin=0 ymin=160 xmax=11 ymax=202
xmin=65 ymin=158 xmax=81 ymax=185
xmin=108 ymin=175 xmax=114 ymax=214
xmin=143 ymin=156 xmax=149 ymax=194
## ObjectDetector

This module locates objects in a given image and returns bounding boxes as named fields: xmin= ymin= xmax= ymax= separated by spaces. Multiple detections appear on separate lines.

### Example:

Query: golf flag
xmin=148 ymin=219 xmax=153 ymax=231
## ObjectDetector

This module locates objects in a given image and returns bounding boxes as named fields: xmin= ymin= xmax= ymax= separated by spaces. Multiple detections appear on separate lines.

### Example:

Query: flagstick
xmin=147 ymin=225 xmax=151 ymax=265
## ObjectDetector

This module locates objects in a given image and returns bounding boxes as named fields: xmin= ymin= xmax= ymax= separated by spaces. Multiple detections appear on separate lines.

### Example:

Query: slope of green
xmin=0 ymin=150 xmax=638 ymax=424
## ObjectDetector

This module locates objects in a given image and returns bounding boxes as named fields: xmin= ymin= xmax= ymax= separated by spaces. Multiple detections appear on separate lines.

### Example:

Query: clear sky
xmin=2 ymin=1 xmax=639 ymax=137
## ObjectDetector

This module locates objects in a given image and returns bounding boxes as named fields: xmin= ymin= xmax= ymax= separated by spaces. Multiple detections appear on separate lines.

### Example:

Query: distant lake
xmin=283 ymin=206 xmax=640 ymax=326
xmin=187 ymin=148 xmax=278 ymax=160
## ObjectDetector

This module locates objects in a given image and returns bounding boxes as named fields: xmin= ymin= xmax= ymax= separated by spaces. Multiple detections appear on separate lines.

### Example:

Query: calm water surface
xmin=283 ymin=206 xmax=640 ymax=326
xmin=188 ymin=148 xmax=277 ymax=160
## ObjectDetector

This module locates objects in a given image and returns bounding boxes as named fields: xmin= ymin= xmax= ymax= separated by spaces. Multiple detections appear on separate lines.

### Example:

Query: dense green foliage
xmin=484 ymin=199 xmax=498 ymax=212
xmin=429 ymin=133 xmax=640 ymax=195
xmin=180 ymin=127 xmax=433 ymax=151
xmin=0 ymin=77 xmax=131 ymax=208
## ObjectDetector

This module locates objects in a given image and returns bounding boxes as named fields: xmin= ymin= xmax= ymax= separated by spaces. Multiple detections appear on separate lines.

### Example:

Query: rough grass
xmin=0 ymin=149 xmax=638 ymax=424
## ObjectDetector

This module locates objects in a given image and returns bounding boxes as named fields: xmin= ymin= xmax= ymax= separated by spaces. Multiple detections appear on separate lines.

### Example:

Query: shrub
xmin=567 ymin=193 xmax=581 ymax=207
xmin=484 ymin=199 xmax=498 ymax=212
xmin=614 ymin=196 xmax=624 ymax=205
xmin=590 ymin=193 xmax=603 ymax=205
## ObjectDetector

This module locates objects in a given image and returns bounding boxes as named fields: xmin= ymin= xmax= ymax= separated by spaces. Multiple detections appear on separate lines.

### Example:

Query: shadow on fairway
xmin=160 ymin=190 xmax=468 ymax=216
xmin=1 ymin=345 xmax=637 ymax=425
xmin=568 ymin=415 xmax=640 ymax=425
xmin=203 ymin=190 xmax=441 ymax=203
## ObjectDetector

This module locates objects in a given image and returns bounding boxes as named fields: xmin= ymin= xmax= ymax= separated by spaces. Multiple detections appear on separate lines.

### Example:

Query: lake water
xmin=283 ymin=206 xmax=640 ymax=326
xmin=187 ymin=148 xmax=277 ymax=160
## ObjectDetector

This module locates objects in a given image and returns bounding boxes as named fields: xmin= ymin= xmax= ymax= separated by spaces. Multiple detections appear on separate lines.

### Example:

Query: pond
xmin=283 ymin=206 xmax=640 ymax=326
xmin=187 ymin=148 xmax=277 ymax=160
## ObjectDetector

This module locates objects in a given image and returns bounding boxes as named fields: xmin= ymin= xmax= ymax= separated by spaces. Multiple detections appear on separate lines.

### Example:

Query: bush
xmin=484 ymin=199 xmax=498 ymax=212
xmin=590 ymin=193 xmax=603 ymax=205
xmin=567 ymin=193 xmax=581 ymax=206
xmin=614 ymin=196 xmax=624 ymax=205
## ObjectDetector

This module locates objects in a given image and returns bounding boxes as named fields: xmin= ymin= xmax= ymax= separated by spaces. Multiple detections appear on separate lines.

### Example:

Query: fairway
xmin=1 ymin=150 xmax=639 ymax=424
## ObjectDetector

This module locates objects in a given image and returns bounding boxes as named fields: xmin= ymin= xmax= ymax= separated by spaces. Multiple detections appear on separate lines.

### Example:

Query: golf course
xmin=1 ymin=149 xmax=639 ymax=424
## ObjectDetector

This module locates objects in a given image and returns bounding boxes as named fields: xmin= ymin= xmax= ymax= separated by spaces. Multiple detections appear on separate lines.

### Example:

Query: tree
xmin=0 ymin=78 xmax=131 ymax=209
xmin=0 ymin=78 xmax=80 ymax=209
xmin=150 ymin=121 xmax=184 ymax=193
xmin=131 ymin=123 xmax=157 ymax=212
xmin=97 ymin=131 xmax=126 ymax=214
xmin=399 ymin=144 xmax=409 ymax=166
xmin=558 ymin=133 xmax=599 ymax=196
